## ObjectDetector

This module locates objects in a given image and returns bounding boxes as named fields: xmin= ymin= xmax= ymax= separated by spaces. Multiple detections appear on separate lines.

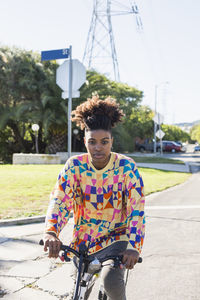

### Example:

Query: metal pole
xmin=159 ymin=114 xmax=163 ymax=155
xmin=35 ymin=132 xmax=39 ymax=154
xmin=160 ymin=137 xmax=163 ymax=155
xmin=154 ymin=85 xmax=157 ymax=154
xmin=68 ymin=45 xmax=72 ymax=159
xmin=158 ymin=114 xmax=162 ymax=155
xmin=154 ymin=81 xmax=169 ymax=155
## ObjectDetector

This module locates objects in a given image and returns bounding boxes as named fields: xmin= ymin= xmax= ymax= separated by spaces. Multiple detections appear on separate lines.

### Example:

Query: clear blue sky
xmin=0 ymin=0 xmax=199 ymax=124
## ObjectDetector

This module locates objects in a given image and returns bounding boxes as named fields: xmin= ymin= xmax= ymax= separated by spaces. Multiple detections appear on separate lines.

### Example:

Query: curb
xmin=188 ymin=163 xmax=200 ymax=173
xmin=0 ymin=213 xmax=74 ymax=227
xmin=0 ymin=215 xmax=46 ymax=227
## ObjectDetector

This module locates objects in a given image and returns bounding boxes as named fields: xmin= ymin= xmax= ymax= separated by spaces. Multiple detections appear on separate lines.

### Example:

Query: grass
xmin=139 ymin=168 xmax=190 ymax=195
xmin=0 ymin=164 xmax=191 ymax=220
xmin=128 ymin=155 xmax=185 ymax=164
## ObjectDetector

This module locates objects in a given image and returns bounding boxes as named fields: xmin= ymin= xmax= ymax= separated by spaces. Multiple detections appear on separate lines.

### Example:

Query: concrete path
xmin=1 ymin=173 xmax=200 ymax=299
xmin=0 ymin=220 xmax=74 ymax=299
xmin=136 ymin=162 xmax=190 ymax=172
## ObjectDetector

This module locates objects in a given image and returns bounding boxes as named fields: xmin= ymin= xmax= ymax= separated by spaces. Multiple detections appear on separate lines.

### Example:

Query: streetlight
xmin=32 ymin=124 xmax=39 ymax=154
xmin=153 ymin=81 xmax=169 ymax=154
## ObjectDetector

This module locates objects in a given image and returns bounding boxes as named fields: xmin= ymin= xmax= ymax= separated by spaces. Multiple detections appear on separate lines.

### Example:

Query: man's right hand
xmin=43 ymin=233 xmax=62 ymax=258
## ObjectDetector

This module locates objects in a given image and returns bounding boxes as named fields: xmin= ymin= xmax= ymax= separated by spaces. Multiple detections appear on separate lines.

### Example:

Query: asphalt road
xmin=125 ymin=172 xmax=200 ymax=300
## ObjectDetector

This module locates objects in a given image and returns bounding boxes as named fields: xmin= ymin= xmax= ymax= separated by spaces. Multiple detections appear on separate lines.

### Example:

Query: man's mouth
xmin=93 ymin=153 xmax=104 ymax=159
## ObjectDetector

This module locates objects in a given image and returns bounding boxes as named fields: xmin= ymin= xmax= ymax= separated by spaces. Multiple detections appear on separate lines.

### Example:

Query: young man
xmin=43 ymin=95 xmax=145 ymax=300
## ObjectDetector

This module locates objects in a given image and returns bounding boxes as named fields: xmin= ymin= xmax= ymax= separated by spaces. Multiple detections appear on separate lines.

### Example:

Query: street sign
xmin=156 ymin=129 xmax=165 ymax=139
xmin=56 ymin=59 xmax=86 ymax=98
xmin=41 ymin=48 xmax=69 ymax=61
xmin=153 ymin=113 xmax=164 ymax=124
xmin=62 ymin=91 xmax=80 ymax=99
xmin=41 ymin=45 xmax=74 ymax=159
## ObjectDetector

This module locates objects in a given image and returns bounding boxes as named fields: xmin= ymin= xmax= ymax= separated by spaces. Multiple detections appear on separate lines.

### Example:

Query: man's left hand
xmin=121 ymin=249 xmax=139 ymax=269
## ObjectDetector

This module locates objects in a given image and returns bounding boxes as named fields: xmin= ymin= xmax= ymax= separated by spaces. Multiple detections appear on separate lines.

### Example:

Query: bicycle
xmin=39 ymin=240 xmax=142 ymax=300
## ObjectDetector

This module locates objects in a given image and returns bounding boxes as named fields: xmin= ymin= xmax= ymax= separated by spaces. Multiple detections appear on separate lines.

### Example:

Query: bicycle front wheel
xmin=73 ymin=256 xmax=84 ymax=300
xmin=98 ymin=290 xmax=107 ymax=300
xmin=98 ymin=284 xmax=107 ymax=300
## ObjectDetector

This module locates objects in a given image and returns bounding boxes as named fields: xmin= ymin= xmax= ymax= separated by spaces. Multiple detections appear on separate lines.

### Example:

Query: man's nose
xmin=95 ymin=143 xmax=102 ymax=151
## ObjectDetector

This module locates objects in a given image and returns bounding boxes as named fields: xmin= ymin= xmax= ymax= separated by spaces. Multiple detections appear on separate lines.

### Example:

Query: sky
xmin=0 ymin=0 xmax=200 ymax=125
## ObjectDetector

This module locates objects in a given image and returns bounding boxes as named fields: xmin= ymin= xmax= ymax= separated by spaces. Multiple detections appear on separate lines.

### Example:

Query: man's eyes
xmin=88 ymin=140 xmax=109 ymax=145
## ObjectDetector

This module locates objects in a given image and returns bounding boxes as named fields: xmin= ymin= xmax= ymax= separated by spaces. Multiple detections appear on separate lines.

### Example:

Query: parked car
xmin=136 ymin=140 xmax=185 ymax=153
xmin=136 ymin=141 xmax=160 ymax=152
xmin=194 ymin=145 xmax=200 ymax=152
xmin=162 ymin=141 xmax=183 ymax=153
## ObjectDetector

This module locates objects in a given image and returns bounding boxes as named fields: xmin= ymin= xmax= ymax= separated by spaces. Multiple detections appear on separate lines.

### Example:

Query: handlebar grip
xmin=39 ymin=239 xmax=44 ymax=246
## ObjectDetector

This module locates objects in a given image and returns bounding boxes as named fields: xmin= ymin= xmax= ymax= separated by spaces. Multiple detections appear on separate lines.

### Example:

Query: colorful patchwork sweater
xmin=45 ymin=152 xmax=145 ymax=255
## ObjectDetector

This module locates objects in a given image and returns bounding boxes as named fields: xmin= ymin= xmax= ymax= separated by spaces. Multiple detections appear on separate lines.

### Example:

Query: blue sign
xmin=41 ymin=48 xmax=69 ymax=61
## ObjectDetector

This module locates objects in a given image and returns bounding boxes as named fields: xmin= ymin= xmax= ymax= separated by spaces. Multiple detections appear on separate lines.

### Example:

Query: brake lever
xmin=62 ymin=251 xmax=71 ymax=262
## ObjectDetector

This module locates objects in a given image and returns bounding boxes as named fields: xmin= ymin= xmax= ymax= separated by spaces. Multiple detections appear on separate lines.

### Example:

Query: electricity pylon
xmin=82 ymin=0 xmax=143 ymax=82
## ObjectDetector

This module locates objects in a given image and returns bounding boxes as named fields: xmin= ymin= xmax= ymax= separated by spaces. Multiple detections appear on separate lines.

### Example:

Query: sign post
xmin=41 ymin=46 xmax=73 ymax=158
xmin=56 ymin=58 xmax=86 ymax=158
xmin=153 ymin=113 xmax=164 ymax=154
xmin=68 ymin=45 xmax=72 ymax=159
xmin=156 ymin=129 xmax=165 ymax=155
xmin=41 ymin=46 xmax=86 ymax=159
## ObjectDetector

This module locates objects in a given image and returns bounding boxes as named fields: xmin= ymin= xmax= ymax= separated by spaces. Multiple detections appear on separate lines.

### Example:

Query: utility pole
xmin=154 ymin=82 xmax=169 ymax=154
xmin=154 ymin=85 xmax=158 ymax=154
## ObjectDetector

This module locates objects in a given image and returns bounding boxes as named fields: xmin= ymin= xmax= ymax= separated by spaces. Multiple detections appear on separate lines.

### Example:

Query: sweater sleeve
xmin=45 ymin=160 xmax=75 ymax=237
xmin=125 ymin=166 xmax=145 ymax=254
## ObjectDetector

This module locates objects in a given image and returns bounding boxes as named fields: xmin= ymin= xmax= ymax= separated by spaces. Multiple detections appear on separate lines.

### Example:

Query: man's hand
xmin=43 ymin=233 xmax=62 ymax=258
xmin=121 ymin=249 xmax=139 ymax=269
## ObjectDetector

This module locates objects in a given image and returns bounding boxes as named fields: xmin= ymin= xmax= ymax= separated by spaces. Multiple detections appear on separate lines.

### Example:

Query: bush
xmin=0 ymin=127 xmax=16 ymax=163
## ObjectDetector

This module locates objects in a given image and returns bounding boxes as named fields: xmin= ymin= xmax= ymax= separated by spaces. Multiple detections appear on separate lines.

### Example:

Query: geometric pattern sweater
xmin=45 ymin=152 xmax=145 ymax=255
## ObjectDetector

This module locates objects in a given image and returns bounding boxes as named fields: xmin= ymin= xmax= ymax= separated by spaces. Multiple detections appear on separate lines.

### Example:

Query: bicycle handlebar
xmin=39 ymin=239 xmax=142 ymax=263
xmin=39 ymin=239 xmax=80 ymax=258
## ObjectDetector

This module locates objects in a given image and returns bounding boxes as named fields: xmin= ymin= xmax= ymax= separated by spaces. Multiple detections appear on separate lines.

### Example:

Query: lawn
xmin=128 ymin=155 xmax=185 ymax=164
xmin=0 ymin=164 xmax=191 ymax=219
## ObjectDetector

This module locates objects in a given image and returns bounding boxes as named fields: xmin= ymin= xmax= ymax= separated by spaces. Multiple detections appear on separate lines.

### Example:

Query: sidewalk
xmin=0 ymin=220 xmax=74 ymax=299
xmin=136 ymin=162 xmax=190 ymax=172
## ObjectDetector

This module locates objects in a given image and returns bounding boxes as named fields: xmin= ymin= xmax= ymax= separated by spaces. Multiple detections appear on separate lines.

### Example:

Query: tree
xmin=0 ymin=46 xmax=68 ymax=159
xmin=161 ymin=124 xmax=190 ymax=142
xmin=0 ymin=127 xmax=16 ymax=163
xmin=190 ymin=124 xmax=200 ymax=143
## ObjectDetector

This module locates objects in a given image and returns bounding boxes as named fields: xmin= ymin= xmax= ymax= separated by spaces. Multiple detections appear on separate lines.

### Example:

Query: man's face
xmin=84 ymin=129 xmax=113 ymax=170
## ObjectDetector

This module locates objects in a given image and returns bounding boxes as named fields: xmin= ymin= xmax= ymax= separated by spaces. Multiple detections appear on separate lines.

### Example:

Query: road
xmin=0 ymin=152 xmax=200 ymax=299
xmin=125 ymin=173 xmax=200 ymax=300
